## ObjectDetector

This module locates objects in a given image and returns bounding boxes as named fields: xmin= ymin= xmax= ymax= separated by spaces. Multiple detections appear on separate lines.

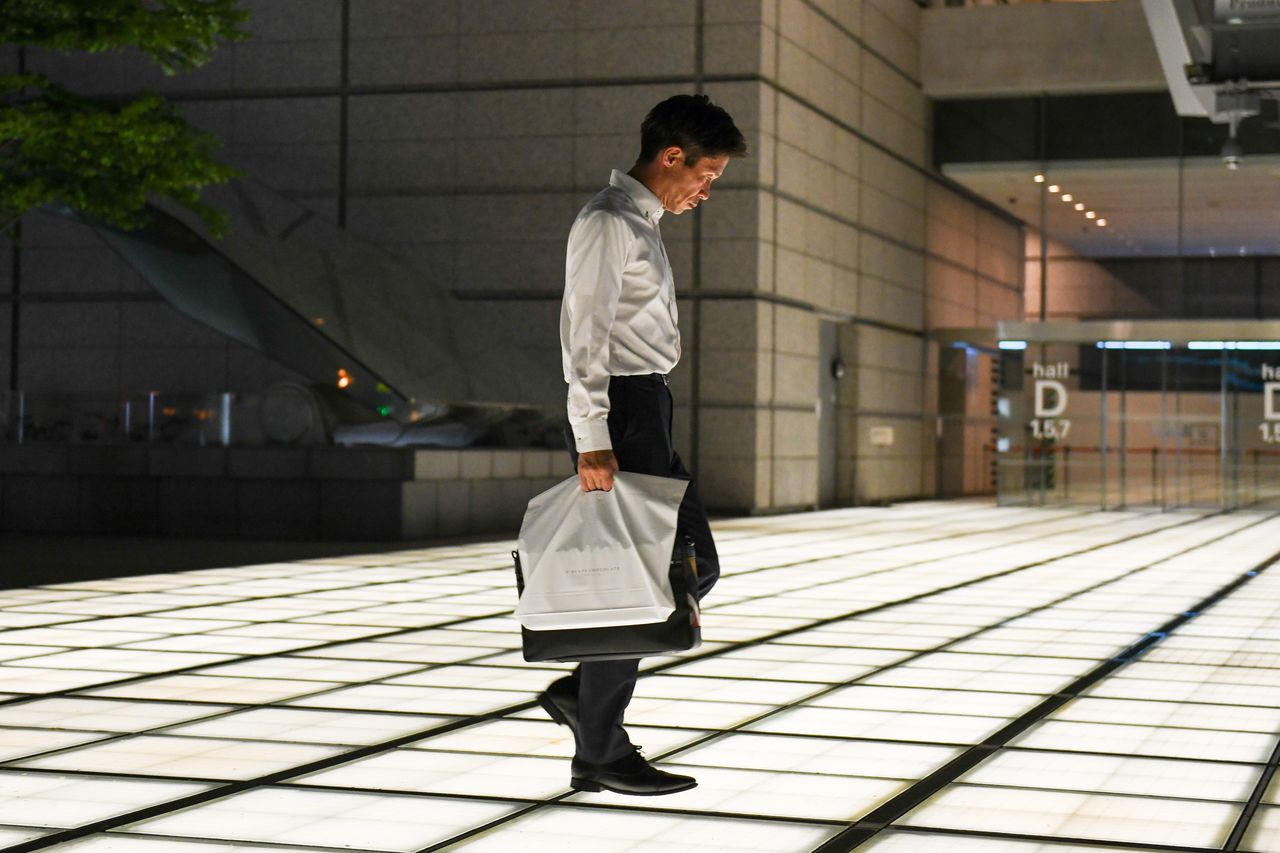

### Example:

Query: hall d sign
xmin=1261 ymin=365 xmax=1280 ymax=444
xmin=1032 ymin=362 xmax=1071 ymax=440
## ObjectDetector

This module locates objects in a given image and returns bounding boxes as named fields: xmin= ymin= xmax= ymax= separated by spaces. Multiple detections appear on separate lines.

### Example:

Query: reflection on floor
xmin=0 ymin=500 xmax=1279 ymax=852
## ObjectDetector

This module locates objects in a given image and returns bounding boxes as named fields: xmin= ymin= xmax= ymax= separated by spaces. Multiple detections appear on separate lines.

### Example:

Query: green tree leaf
xmin=0 ymin=1 xmax=248 ymax=238
xmin=2 ymin=0 xmax=249 ymax=74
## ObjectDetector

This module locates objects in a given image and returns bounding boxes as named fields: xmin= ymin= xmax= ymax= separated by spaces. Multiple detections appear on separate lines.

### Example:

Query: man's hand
xmin=578 ymin=449 xmax=619 ymax=492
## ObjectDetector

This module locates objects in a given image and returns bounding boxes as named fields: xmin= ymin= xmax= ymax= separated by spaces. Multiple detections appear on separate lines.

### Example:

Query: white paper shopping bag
xmin=514 ymin=471 xmax=689 ymax=630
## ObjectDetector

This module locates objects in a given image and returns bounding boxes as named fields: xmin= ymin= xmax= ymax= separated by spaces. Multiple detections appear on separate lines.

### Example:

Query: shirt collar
xmin=610 ymin=169 xmax=664 ymax=223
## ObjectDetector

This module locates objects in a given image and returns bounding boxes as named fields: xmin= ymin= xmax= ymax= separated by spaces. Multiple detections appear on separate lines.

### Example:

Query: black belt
xmin=612 ymin=373 xmax=669 ymax=386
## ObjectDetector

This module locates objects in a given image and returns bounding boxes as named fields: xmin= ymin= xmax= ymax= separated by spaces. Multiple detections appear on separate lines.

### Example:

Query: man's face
xmin=661 ymin=151 xmax=730 ymax=214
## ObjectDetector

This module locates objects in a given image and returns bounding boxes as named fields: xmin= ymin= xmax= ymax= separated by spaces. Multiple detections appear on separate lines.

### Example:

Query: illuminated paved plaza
xmin=1 ymin=501 xmax=1279 ymax=852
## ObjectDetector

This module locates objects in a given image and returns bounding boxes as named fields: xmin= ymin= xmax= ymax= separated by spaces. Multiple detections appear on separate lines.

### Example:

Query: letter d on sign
xmin=1266 ymin=383 xmax=1280 ymax=421
xmin=1035 ymin=380 xmax=1068 ymax=417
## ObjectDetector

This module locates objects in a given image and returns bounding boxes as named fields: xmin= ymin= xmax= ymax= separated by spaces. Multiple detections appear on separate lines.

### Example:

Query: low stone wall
xmin=0 ymin=445 xmax=574 ymax=540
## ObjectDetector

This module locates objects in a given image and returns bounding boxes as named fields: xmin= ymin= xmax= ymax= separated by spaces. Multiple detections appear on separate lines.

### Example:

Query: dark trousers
xmin=561 ymin=373 xmax=720 ymax=765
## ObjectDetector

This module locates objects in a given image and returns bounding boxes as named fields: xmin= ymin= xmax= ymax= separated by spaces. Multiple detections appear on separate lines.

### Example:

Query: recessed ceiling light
xmin=1062 ymin=193 xmax=1073 ymax=202
xmin=1096 ymin=219 xmax=1107 ymax=227
xmin=1074 ymin=202 xmax=1084 ymax=211
xmin=1034 ymin=174 xmax=1045 ymax=183
xmin=1086 ymin=211 xmax=1096 ymax=219
xmin=1048 ymin=185 xmax=1060 ymax=193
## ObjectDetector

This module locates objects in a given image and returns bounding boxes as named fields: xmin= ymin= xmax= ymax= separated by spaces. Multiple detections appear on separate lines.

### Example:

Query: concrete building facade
xmin=2 ymin=0 xmax=1024 ymax=527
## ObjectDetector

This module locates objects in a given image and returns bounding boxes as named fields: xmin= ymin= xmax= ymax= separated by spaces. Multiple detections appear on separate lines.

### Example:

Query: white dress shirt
xmin=561 ymin=169 xmax=681 ymax=453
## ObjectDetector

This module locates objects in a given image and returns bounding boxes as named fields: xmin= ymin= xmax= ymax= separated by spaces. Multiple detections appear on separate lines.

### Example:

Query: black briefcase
xmin=513 ymin=538 xmax=701 ymax=663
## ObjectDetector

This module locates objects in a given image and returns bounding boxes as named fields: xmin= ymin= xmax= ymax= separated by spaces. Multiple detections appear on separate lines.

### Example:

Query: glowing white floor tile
xmin=17 ymin=732 xmax=344 ymax=779
xmin=121 ymin=635 xmax=319 ymax=655
xmin=250 ymin=596 xmax=377 ymax=614
xmin=1011 ymin=720 xmax=1276 ymax=762
xmin=293 ymin=641 xmax=494 ymax=665
xmin=637 ymin=641 xmax=732 ymax=669
xmin=0 ymin=828 xmax=48 ymax=846
xmin=567 ymin=764 xmax=906 ymax=820
xmin=615 ymin=697 xmax=774 ymax=729
xmin=387 ymin=665 xmax=564 ymax=691
xmin=963 ymin=749 xmax=1259 ymax=800
xmin=42 ymin=836 xmax=329 ymax=852
xmin=865 ymin=667 xmax=1071 ymax=694
xmin=670 ymin=733 xmax=959 ymax=778
xmin=0 ymin=627 xmax=162 ymax=647
xmin=149 ymin=604 xmax=329 ymax=622
xmin=366 ymin=601 xmax=504 ymax=614
xmin=1146 ymin=646 xmax=1280 ymax=668
xmin=8 ymin=649 xmax=234 ymax=673
xmin=1052 ymin=696 xmax=1280 ymax=732
xmin=296 ymin=749 xmax=567 ymax=798
xmin=1265 ymin=773 xmax=1280 ymax=805
xmin=165 ymin=707 xmax=449 ymax=745
xmin=727 ymin=644 xmax=912 ymax=667
xmin=748 ymin=706 xmax=1008 ymax=744
xmin=905 ymin=652 xmax=1093 ymax=677
xmin=662 ymin=655 xmax=877 ymax=683
xmin=629 ymin=674 xmax=819 ymax=706
xmin=287 ymin=684 xmax=534 ymax=715
xmin=0 ymin=771 xmax=209 ymax=827
xmin=0 ymin=612 xmax=83 ymax=629
xmin=860 ymin=830 xmax=1148 ymax=852
xmin=0 ymin=644 xmax=72 ymax=662
xmin=66 ymin=617 xmax=247 ymax=635
xmin=1085 ymin=674 xmax=1280 ymax=707
xmin=0 ymin=588 xmax=103 ymax=600
xmin=1121 ymin=660 xmax=1280 ymax=687
xmin=898 ymin=785 xmax=1238 ymax=847
xmin=215 ymin=623 xmax=390 ymax=641
xmin=88 ymin=675 xmax=340 ymax=704
xmin=123 ymin=787 xmax=517 ymax=851
xmin=438 ymin=804 xmax=836 ymax=852
xmin=776 ymin=630 xmax=945 ymax=652
xmin=9 ymin=595 xmax=223 ymax=617
xmin=414 ymin=718 xmax=705 ymax=758
xmin=0 ymin=728 xmax=112 ymax=762
xmin=292 ymin=611 xmax=453 ymax=628
xmin=811 ymin=685 xmax=1041 ymax=718
xmin=0 ymin=697 xmax=233 ymax=732
xmin=271 ymin=586 xmax=419 ymax=603
xmin=191 ymin=656 xmax=421 ymax=683
xmin=1241 ymin=805 xmax=1280 ymax=851
xmin=0 ymin=666 xmax=135 ymax=693
xmin=397 ymin=629 xmax=518 ymax=649
xmin=0 ymin=504 xmax=1274 ymax=849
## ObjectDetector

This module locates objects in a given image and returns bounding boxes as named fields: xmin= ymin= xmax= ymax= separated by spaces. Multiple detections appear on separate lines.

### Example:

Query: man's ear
xmin=660 ymin=146 xmax=684 ymax=168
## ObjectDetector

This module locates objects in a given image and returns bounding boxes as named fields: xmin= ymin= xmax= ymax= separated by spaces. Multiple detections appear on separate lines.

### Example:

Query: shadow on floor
xmin=0 ymin=532 xmax=511 ymax=590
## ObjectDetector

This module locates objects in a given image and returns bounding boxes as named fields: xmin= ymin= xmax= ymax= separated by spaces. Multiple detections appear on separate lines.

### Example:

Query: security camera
xmin=1222 ymin=136 xmax=1243 ymax=170
xmin=1215 ymin=90 xmax=1260 ymax=171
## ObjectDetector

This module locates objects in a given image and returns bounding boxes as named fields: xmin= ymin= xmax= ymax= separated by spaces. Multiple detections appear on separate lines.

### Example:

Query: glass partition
xmin=997 ymin=339 xmax=1280 ymax=509
xmin=1 ymin=390 xmax=236 ymax=446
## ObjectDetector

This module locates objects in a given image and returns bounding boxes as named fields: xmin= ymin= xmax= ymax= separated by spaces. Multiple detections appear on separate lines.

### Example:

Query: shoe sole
xmin=570 ymin=777 xmax=698 ymax=796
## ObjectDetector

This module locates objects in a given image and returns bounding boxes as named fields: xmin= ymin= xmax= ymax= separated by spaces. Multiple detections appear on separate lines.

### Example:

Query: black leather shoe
xmin=571 ymin=749 xmax=697 ymax=796
xmin=537 ymin=675 xmax=579 ymax=738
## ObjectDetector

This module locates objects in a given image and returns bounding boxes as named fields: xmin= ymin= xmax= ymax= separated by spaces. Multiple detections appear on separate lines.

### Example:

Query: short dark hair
xmin=637 ymin=94 xmax=747 ymax=167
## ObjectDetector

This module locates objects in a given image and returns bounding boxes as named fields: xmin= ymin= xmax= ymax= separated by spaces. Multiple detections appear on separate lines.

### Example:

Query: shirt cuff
xmin=570 ymin=418 xmax=613 ymax=453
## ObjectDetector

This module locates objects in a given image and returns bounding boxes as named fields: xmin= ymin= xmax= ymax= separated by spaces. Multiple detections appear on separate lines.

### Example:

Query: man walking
xmin=537 ymin=94 xmax=746 ymax=796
